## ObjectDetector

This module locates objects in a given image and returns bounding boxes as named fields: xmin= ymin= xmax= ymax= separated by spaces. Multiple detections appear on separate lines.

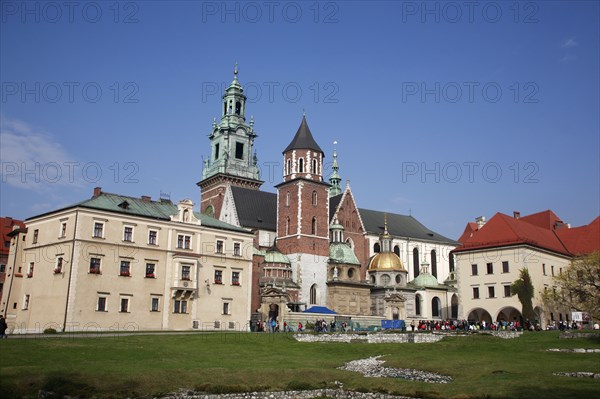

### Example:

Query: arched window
xmin=395 ymin=274 xmax=401 ymax=284
xmin=298 ymin=158 xmax=304 ymax=173
xmin=312 ymin=191 xmax=317 ymax=206
xmin=431 ymin=249 xmax=437 ymax=278
xmin=286 ymin=159 xmax=291 ymax=175
xmin=311 ymin=217 xmax=317 ymax=235
xmin=415 ymin=294 xmax=421 ymax=316
xmin=347 ymin=268 xmax=355 ymax=279
xmin=346 ymin=237 xmax=354 ymax=249
xmin=235 ymin=101 xmax=241 ymax=115
xmin=370 ymin=274 xmax=376 ymax=284
xmin=183 ymin=209 xmax=189 ymax=222
xmin=432 ymin=297 xmax=441 ymax=317
xmin=285 ymin=217 xmax=290 ymax=236
xmin=312 ymin=158 xmax=317 ymax=174
xmin=449 ymin=253 xmax=455 ymax=272
xmin=286 ymin=192 xmax=290 ymax=207
xmin=394 ymin=245 xmax=400 ymax=256
xmin=309 ymin=284 xmax=317 ymax=304
xmin=381 ymin=274 xmax=391 ymax=286
xmin=413 ymin=247 xmax=420 ymax=278
xmin=374 ymin=243 xmax=381 ymax=253
xmin=204 ymin=205 xmax=214 ymax=217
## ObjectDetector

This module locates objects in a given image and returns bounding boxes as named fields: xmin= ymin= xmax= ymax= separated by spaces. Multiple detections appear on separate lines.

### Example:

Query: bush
xmin=43 ymin=328 xmax=57 ymax=334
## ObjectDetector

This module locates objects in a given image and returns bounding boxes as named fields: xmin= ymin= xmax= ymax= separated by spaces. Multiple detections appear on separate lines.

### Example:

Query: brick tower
xmin=275 ymin=115 xmax=331 ymax=307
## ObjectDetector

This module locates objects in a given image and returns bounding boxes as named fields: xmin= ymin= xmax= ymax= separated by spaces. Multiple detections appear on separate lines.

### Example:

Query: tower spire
xmin=329 ymin=140 xmax=342 ymax=197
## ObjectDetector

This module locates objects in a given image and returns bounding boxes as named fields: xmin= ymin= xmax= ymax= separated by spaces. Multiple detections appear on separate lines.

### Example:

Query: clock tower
xmin=198 ymin=65 xmax=263 ymax=217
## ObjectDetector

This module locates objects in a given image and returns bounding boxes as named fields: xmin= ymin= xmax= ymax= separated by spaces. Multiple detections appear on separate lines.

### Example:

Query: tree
xmin=543 ymin=252 xmax=600 ymax=321
xmin=511 ymin=268 xmax=535 ymax=321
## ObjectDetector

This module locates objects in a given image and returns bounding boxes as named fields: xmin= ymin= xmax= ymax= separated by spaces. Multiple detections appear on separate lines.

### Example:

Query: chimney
xmin=93 ymin=187 xmax=102 ymax=197
xmin=141 ymin=195 xmax=151 ymax=202
xmin=475 ymin=216 xmax=486 ymax=229
xmin=513 ymin=211 xmax=520 ymax=219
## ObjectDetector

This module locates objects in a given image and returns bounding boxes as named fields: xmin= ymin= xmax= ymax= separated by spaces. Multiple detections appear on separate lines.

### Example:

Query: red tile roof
xmin=454 ymin=211 xmax=599 ymax=257
xmin=519 ymin=210 xmax=563 ymax=230
xmin=457 ymin=222 xmax=479 ymax=243
xmin=556 ymin=217 xmax=600 ymax=255
xmin=1 ymin=217 xmax=26 ymax=256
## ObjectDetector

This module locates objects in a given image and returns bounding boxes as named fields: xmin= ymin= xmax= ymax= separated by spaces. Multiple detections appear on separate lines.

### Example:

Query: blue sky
xmin=1 ymin=1 xmax=598 ymax=240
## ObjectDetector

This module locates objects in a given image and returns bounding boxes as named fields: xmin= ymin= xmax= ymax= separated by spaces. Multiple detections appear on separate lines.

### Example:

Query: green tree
xmin=543 ymin=252 xmax=600 ymax=321
xmin=511 ymin=268 xmax=535 ymax=321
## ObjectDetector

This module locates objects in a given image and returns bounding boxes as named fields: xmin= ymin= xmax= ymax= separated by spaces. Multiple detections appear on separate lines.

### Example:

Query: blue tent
xmin=303 ymin=306 xmax=337 ymax=314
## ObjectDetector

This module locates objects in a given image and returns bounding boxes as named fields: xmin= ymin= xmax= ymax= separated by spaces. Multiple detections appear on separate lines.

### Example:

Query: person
xmin=0 ymin=314 xmax=8 ymax=339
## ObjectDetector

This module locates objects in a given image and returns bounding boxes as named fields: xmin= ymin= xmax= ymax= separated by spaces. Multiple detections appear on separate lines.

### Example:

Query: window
xmin=286 ymin=159 xmax=291 ymax=175
xmin=216 ymin=240 xmax=224 ymax=254
xmin=233 ymin=242 xmax=241 ymax=256
xmin=222 ymin=302 xmax=230 ymax=315
xmin=381 ymin=274 xmax=391 ymax=286
xmin=312 ymin=191 xmax=317 ymax=206
xmin=488 ymin=286 xmax=495 ymax=298
xmin=177 ymin=234 xmax=191 ymax=249
xmin=312 ymin=158 xmax=317 ymax=174
xmin=22 ymin=294 xmax=30 ymax=310
xmin=502 ymin=261 xmax=509 ymax=273
xmin=0 ymin=264 xmax=5 ymax=273
xmin=174 ymin=300 xmax=187 ymax=314
xmin=214 ymin=269 xmax=223 ymax=284
xmin=431 ymin=250 xmax=437 ymax=278
xmin=97 ymin=296 xmax=107 ymax=312
xmin=54 ymin=257 xmax=63 ymax=274
xmin=148 ymin=230 xmax=157 ymax=245
xmin=145 ymin=263 xmax=156 ymax=278
xmin=415 ymin=294 xmax=422 ymax=315
xmin=298 ymin=158 xmax=304 ymax=173
xmin=471 ymin=264 xmax=478 ymax=276
xmin=231 ymin=271 xmax=240 ymax=285
xmin=542 ymin=263 xmax=546 ymax=275
xmin=504 ymin=285 xmax=511 ymax=297
xmin=486 ymin=263 xmax=493 ymax=274
xmin=309 ymin=284 xmax=317 ymax=304
xmin=214 ymin=143 xmax=220 ymax=160
xmin=286 ymin=192 xmax=290 ymax=207
xmin=551 ymin=265 xmax=555 ymax=276
xmin=27 ymin=262 xmax=34 ymax=278
xmin=394 ymin=245 xmax=400 ymax=256
xmin=285 ymin=217 xmax=290 ymax=235
xmin=151 ymin=297 xmax=160 ymax=312
xmin=348 ymin=268 xmax=355 ymax=279
xmin=311 ymin=217 xmax=317 ymax=235
xmin=181 ymin=265 xmax=191 ymax=281
xmin=473 ymin=287 xmax=480 ymax=299
xmin=120 ymin=298 xmax=130 ymax=313
xmin=123 ymin=226 xmax=133 ymax=242
xmin=374 ymin=243 xmax=381 ymax=253
xmin=90 ymin=258 xmax=101 ymax=274
xmin=413 ymin=248 xmax=420 ymax=277
xmin=33 ymin=229 xmax=39 ymax=244
xmin=120 ymin=261 xmax=131 ymax=276
xmin=60 ymin=222 xmax=67 ymax=238
xmin=395 ymin=274 xmax=401 ymax=284
xmin=93 ymin=222 xmax=104 ymax=238
xmin=235 ymin=142 xmax=244 ymax=159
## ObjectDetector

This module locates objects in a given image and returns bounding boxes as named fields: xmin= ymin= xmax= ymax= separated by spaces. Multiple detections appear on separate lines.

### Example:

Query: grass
xmin=0 ymin=331 xmax=599 ymax=398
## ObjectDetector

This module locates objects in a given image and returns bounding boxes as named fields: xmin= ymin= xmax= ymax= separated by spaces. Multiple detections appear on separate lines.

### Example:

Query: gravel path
xmin=338 ymin=356 xmax=452 ymax=383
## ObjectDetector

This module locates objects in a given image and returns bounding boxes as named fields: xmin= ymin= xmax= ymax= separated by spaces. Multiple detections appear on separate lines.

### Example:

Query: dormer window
xmin=118 ymin=201 xmax=130 ymax=209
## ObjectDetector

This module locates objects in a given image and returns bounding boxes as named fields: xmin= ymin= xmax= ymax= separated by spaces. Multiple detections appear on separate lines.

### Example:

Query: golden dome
xmin=368 ymin=252 xmax=405 ymax=271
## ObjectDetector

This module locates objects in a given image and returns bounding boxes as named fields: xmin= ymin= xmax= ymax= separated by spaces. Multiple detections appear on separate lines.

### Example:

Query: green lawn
xmin=0 ymin=331 xmax=599 ymax=398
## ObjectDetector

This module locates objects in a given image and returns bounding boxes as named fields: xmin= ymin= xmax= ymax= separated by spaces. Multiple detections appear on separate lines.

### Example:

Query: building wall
xmin=1 ymin=207 xmax=254 ymax=333
xmin=455 ymin=245 xmax=571 ymax=327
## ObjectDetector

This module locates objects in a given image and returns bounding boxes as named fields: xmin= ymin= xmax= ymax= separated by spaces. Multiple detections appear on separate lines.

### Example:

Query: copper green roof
xmin=410 ymin=272 xmax=443 ymax=289
xmin=329 ymin=242 xmax=360 ymax=265
xmin=28 ymin=191 xmax=250 ymax=234
xmin=264 ymin=248 xmax=291 ymax=264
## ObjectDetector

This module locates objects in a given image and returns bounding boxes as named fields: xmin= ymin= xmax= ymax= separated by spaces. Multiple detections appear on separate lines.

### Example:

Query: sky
xmin=1 ymin=0 xmax=599 ymax=240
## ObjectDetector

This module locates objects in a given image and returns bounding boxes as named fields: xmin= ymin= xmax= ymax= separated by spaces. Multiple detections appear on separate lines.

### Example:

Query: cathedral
xmin=197 ymin=67 xmax=459 ymax=326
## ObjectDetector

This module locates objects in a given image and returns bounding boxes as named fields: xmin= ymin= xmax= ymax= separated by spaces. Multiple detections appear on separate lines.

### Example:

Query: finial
xmin=234 ymin=62 xmax=238 ymax=77
xmin=302 ymin=109 xmax=306 ymax=117
xmin=212 ymin=117 xmax=217 ymax=128
xmin=250 ymin=115 xmax=254 ymax=126
xmin=384 ymin=213 xmax=389 ymax=234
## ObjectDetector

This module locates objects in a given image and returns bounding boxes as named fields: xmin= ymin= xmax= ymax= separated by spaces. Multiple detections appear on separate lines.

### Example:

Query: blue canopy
xmin=303 ymin=306 xmax=337 ymax=314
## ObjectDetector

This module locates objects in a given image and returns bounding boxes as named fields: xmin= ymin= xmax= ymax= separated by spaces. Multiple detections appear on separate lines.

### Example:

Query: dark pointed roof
xmin=283 ymin=116 xmax=324 ymax=154
xmin=230 ymin=186 xmax=277 ymax=230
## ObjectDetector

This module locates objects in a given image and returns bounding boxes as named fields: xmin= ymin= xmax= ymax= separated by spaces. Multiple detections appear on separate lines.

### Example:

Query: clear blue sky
xmin=1 ymin=1 xmax=599 ymax=239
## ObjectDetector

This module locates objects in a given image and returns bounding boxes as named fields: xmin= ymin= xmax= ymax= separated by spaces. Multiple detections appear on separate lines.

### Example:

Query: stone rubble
xmin=547 ymin=348 xmax=600 ymax=353
xmin=338 ymin=356 xmax=452 ymax=384
xmin=293 ymin=331 xmax=521 ymax=344
xmin=156 ymin=388 xmax=418 ymax=399
xmin=553 ymin=372 xmax=600 ymax=379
